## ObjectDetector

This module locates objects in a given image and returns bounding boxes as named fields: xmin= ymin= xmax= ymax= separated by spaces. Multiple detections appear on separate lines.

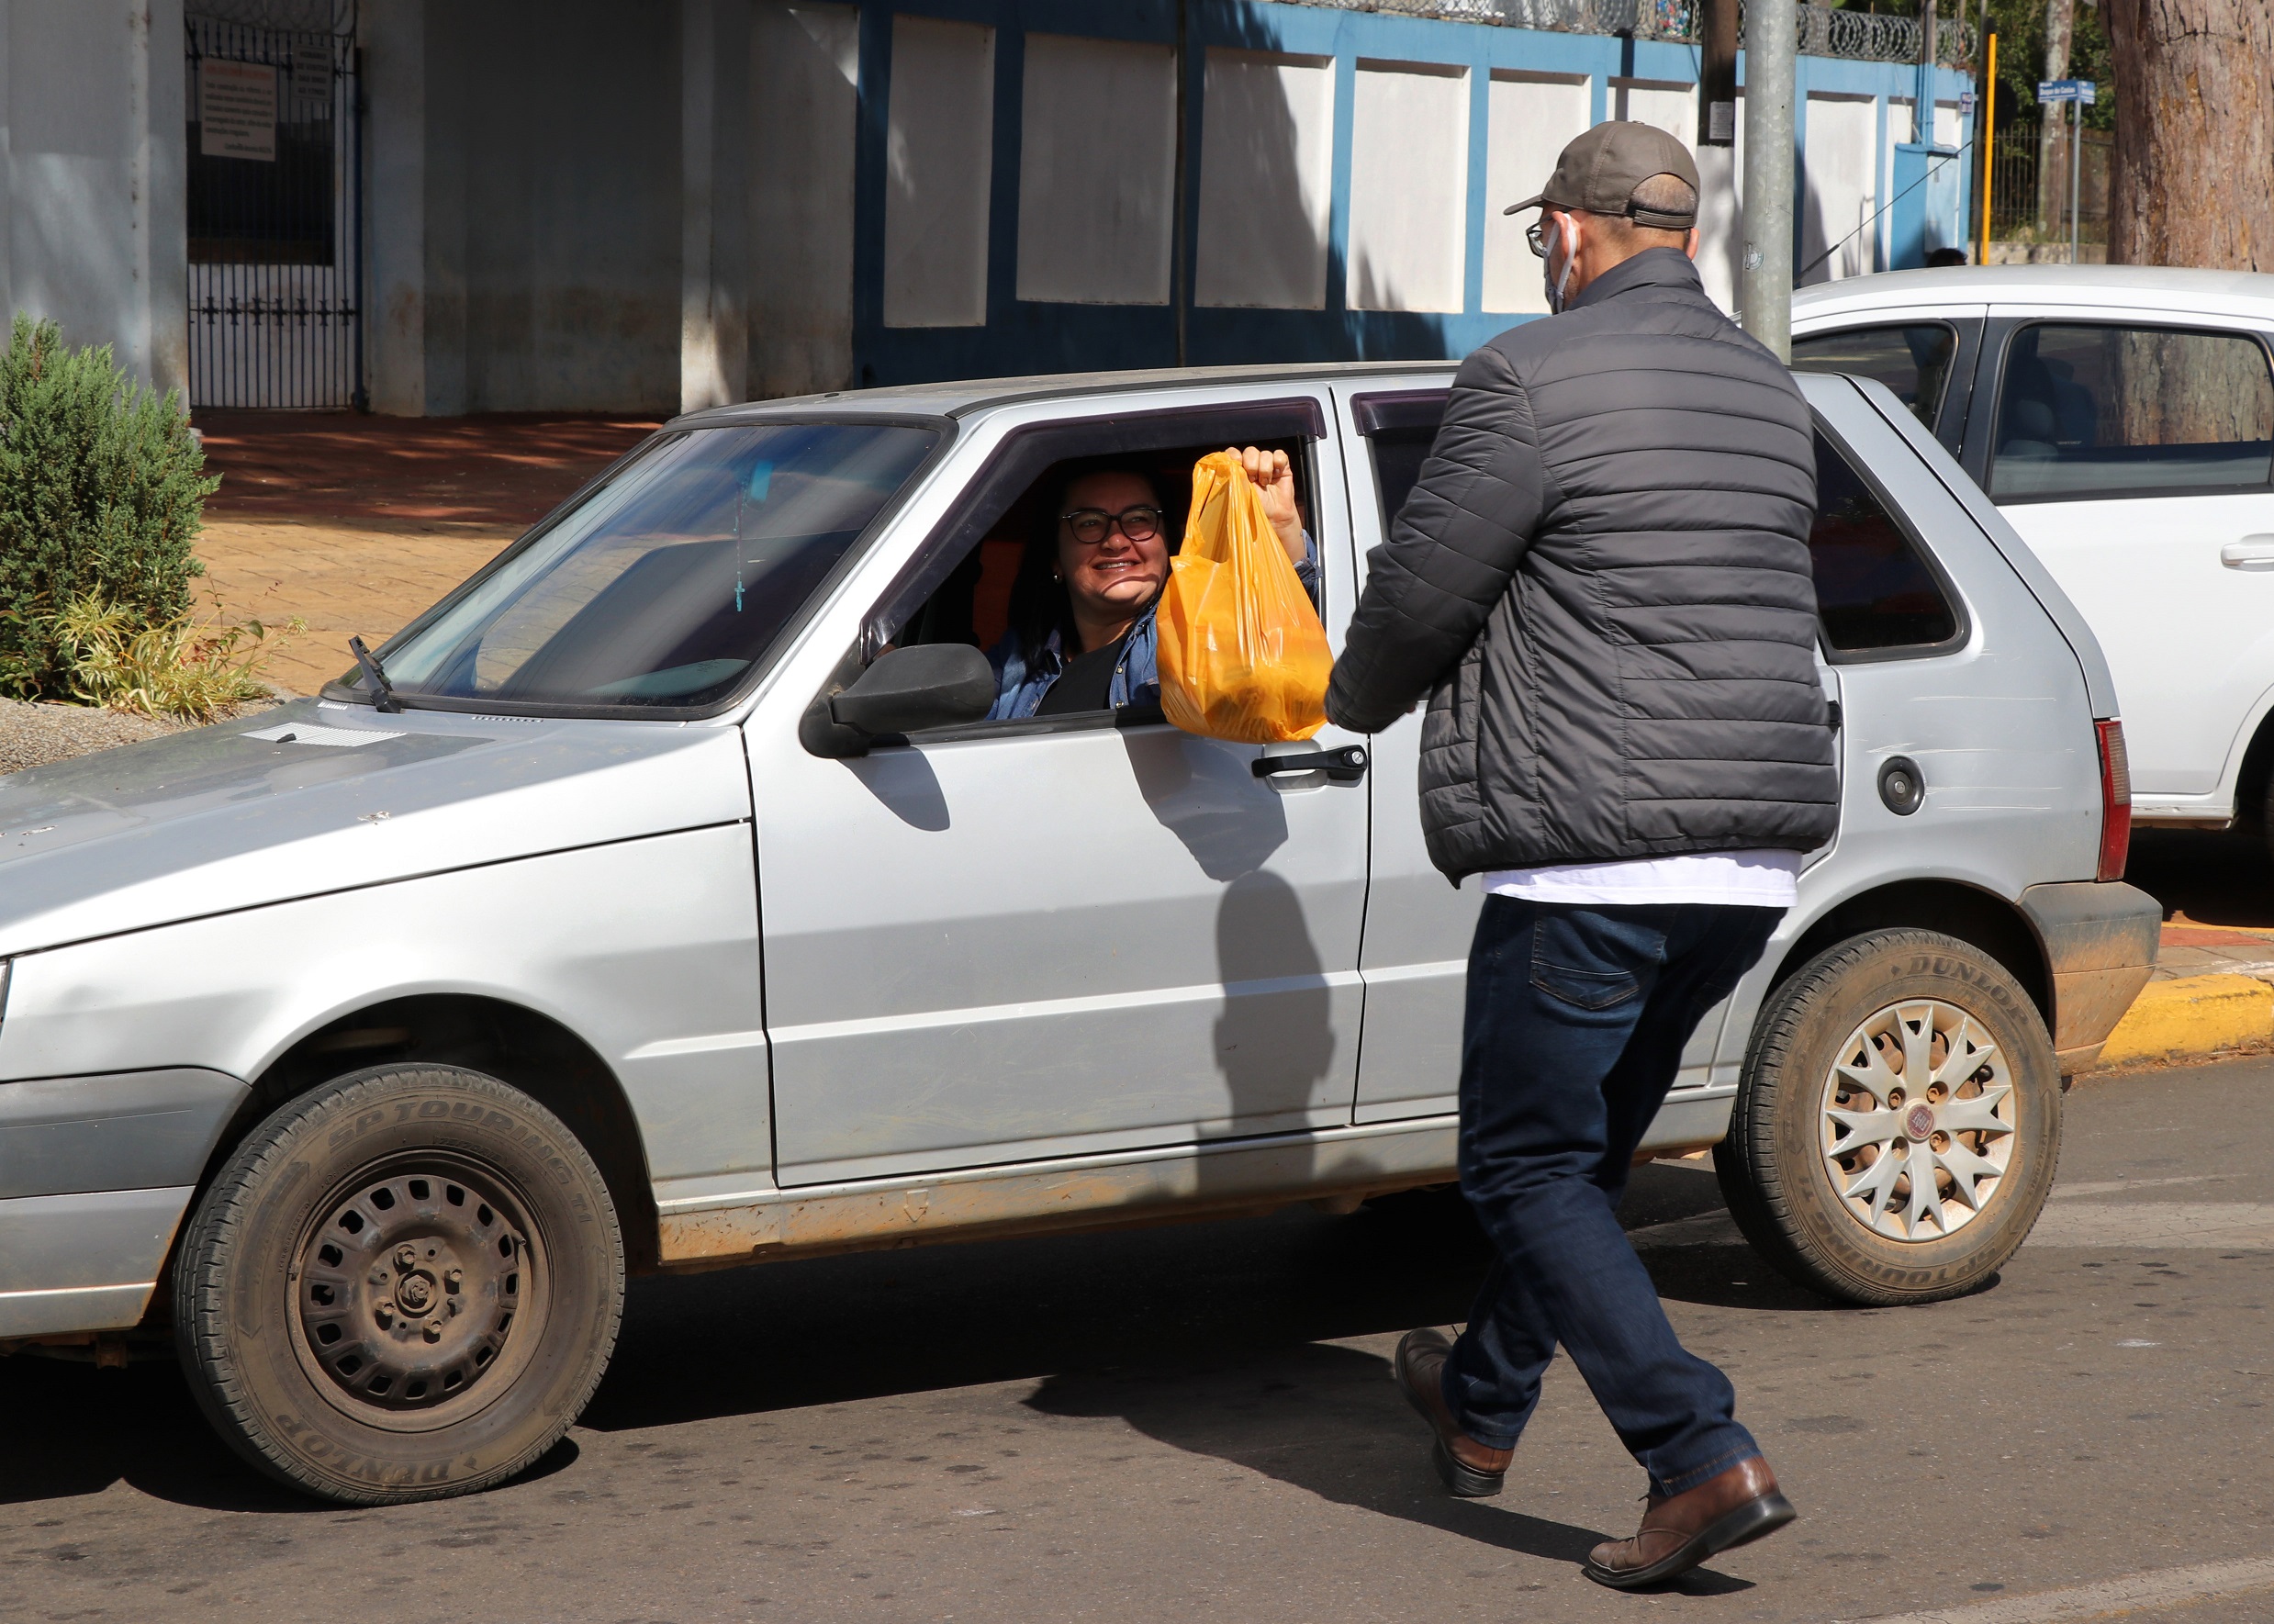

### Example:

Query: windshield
xmin=353 ymin=421 xmax=940 ymax=710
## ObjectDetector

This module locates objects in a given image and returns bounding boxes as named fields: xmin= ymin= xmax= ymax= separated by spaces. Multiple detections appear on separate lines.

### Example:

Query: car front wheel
xmin=174 ymin=1065 xmax=624 ymax=1505
xmin=1714 ymin=929 xmax=2061 ymax=1305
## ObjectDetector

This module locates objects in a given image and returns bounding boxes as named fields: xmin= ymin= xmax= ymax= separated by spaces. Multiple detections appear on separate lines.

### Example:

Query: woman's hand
xmin=1230 ymin=446 xmax=1307 ymax=566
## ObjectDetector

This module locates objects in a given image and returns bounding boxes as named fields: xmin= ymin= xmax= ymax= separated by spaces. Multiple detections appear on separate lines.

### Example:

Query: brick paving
xmin=192 ymin=410 xmax=660 ymax=694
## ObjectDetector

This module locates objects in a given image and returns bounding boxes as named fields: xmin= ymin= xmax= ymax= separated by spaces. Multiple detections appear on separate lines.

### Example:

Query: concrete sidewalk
xmin=192 ymin=410 xmax=659 ymax=695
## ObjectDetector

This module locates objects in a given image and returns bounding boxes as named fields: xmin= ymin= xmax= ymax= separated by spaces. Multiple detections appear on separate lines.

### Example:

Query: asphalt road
xmin=9 ymin=1056 xmax=2274 ymax=1624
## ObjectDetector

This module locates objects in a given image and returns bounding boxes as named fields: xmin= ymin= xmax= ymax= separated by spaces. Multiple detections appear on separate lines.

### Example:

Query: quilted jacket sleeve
xmin=1325 ymin=342 xmax=1547 ymax=734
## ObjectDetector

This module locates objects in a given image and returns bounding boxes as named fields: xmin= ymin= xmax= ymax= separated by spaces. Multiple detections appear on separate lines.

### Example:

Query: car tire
xmin=174 ymin=1065 xmax=625 ymax=1505
xmin=1713 ymin=930 xmax=2060 ymax=1306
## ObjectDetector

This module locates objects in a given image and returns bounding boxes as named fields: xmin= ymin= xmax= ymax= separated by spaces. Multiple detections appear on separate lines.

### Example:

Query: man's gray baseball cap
xmin=1504 ymin=121 xmax=1701 ymax=230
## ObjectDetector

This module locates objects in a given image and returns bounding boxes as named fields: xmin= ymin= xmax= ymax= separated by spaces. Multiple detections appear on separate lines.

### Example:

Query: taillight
xmin=2096 ymin=719 xmax=2131 ymax=882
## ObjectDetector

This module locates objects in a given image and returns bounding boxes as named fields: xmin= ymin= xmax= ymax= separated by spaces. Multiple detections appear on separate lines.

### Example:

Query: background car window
xmin=367 ymin=422 xmax=939 ymax=708
xmin=1789 ymin=323 xmax=1959 ymax=429
xmin=1989 ymin=324 xmax=2274 ymax=501
xmin=1811 ymin=431 xmax=1961 ymax=655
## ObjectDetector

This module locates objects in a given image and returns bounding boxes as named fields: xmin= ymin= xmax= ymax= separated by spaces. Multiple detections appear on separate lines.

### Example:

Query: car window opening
xmin=887 ymin=434 xmax=1319 ymax=730
xmin=1790 ymin=323 xmax=1962 ymax=430
xmin=1810 ymin=431 xmax=1961 ymax=655
xmin=1989 ymin=323 xmax=2274 ymax=503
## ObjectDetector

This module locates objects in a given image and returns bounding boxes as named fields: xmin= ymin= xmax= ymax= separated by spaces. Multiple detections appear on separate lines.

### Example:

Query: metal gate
xmin=186 ymin=9 xmax=363 ymax=409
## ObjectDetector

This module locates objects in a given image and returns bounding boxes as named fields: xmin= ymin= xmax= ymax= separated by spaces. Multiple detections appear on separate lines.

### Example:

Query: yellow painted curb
xmin=2098 ymin=973 xmax=2274 ymax=1067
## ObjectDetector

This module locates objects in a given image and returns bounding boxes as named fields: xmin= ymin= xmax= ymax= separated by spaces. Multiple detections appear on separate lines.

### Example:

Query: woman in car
xmin=987 ymin=445 xmax=1318 ymax=720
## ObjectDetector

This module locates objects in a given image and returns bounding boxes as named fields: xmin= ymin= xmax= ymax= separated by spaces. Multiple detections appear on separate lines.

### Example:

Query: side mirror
xmin=808 ymin=644 xmax=995 ymax=756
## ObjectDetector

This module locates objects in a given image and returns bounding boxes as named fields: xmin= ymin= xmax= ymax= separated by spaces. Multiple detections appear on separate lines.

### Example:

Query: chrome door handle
xmin=2220 ymin=535 xmax=2274 ymax=569
xmin=1252 ymin=745 xmax=1369 ymax=783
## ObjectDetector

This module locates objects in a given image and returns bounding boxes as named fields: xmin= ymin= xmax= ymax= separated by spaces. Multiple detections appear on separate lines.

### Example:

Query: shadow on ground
xmin=1025 ymin=1339 xmax=1753 ymax=1595
xmin=2127 ymin=829 xmax=2274 ymax=929
xmin=0 ymin=1159 xmax=1820 ymax=1514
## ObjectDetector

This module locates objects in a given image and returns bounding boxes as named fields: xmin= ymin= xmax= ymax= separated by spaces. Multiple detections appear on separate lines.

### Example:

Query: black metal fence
xmin=1988 ymin=110 xmax=2111 ymax=247
xmin=186 ymin=16 xmax=363 ymax=409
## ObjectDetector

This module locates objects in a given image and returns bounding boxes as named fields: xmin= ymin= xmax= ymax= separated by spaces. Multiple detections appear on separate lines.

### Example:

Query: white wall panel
xmin=1194 ymin=50 xmax=1334 ymax=310
xmin=1016 ymin=35 xmax=1176 ymax=305
xmin=751 ymin=4 xmax=858 ymax=396
xmin=1347 ymin=61 xmax=1469 ymax=314
xmin=1696 ymin=103 xmax=1744 ymax=315
xmin=882 ymin=17 xmax=994 ymax=328
xmin=1612 ymin=78 xmax=1696 ymax=140
xmin=1801 ymin=94 xmax=1877 ymax=284
xmin=1482 ymin=73 xmax=1590 ymax=314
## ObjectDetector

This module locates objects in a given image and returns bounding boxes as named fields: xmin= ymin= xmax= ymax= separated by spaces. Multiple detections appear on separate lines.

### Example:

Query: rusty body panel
xmin=655 ymin=1116 xmax=1460 ymax=1271
xmin=2018 ymin=879 xmax=2163 ymax=1069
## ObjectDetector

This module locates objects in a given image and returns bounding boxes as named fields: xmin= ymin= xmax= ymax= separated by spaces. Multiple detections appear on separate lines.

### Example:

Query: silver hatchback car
xmin=0 ymin=364 xmax=2155 ymax=1505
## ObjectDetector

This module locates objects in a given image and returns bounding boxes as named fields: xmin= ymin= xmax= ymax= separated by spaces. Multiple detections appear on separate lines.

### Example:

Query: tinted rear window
xmin=1810 ymin=431 xmax=1961 ymax=655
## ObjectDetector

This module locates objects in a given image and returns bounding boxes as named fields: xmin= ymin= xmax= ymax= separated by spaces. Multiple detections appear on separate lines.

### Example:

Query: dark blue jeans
xmin=1444 ymin=895 xmax=1782 ymax=1497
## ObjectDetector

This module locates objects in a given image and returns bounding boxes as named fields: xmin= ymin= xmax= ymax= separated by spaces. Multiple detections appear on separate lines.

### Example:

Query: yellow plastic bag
xmin=1155 ymin=452 xmax=1332 ymax=743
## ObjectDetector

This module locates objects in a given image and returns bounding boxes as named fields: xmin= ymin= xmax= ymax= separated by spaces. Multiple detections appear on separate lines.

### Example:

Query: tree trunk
xmin=2035 ymin=0 xmax=2075 ymax=232
xmin=2106 ymin=0 xmax=2274 ymax=269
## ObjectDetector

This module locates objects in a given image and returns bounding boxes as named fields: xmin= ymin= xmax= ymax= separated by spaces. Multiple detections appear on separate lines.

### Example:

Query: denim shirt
xmin=986 ymin=536 xmax=1319 ymax=722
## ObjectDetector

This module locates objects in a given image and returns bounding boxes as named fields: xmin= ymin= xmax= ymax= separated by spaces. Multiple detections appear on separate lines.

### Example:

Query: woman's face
xmin=1057 ymin=470 xmax=1170 ymax=625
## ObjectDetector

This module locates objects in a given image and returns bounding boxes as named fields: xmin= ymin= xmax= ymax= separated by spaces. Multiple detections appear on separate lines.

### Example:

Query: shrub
xmin=45 ymin=590 xmax=303 ymax=724
xmin=0 ymin=315 xmax=218 ymax=697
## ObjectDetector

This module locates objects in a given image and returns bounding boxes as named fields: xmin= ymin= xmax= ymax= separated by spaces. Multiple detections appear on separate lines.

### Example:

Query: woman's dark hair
xmin=1006 ymin=459 xmax=1170 ymax=658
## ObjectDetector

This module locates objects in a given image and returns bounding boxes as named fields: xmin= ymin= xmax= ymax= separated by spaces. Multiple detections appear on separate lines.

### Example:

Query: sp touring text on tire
xmin=174 ymin=1065 xmax=625 ymax=1505
xmin=1715 ymin=929 xmax=2061 ymax=1305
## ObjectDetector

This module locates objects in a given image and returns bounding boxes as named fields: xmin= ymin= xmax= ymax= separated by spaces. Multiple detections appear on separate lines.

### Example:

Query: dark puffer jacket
xmin=1327 ymin=248 xmax=1839 ymax=882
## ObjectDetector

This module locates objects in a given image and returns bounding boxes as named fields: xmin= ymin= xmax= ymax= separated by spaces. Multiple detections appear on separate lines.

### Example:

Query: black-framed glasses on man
xmin=1526 ymin=219 xmax=1552 ymax=258
xmin=1061 ymin=506 xmax=1166 ymax=544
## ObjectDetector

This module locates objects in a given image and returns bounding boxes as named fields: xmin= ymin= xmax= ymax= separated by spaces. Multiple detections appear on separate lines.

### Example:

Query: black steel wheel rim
xmin=287 ymin=1153 xmax=552 ymax=1433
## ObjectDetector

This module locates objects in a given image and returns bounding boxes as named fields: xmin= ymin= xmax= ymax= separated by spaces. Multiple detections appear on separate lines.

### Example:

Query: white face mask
xmin=1543 ymin=213 xmax=1582 ymax=313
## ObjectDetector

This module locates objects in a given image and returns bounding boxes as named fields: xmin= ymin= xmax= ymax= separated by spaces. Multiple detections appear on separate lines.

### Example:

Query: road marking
xmin=1627 ymin=1199 xmax=2274 ymax=1250
xmin=2049 ymin=1174 xmax=2235 ymax=1200
xmin=1845 ymin=1554 xmax=2274 ymax=1623
xmin=2026 ymin=1201 xmax=2274 ymax=1249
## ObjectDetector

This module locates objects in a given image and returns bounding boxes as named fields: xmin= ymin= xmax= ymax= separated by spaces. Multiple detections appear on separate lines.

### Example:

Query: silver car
xmin=0 ymin=364 xmax=2156 ymax=1505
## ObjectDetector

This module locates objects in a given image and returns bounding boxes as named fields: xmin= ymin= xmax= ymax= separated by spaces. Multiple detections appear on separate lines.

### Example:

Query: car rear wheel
xmin=174 ymin=1065 xmax=624 ymax=1505
xmin=1714 ymin=930 xmax=2060 ymax=1305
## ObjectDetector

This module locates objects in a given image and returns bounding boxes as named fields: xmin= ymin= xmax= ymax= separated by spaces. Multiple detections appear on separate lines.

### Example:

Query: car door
xmin=745 ymin=388 xmax=1372 ymax=1188
xmin=1961 ymin=313 xmax=2274 ymax=806
xmin=1330 ymin=377 xmax=1787 ymax=1128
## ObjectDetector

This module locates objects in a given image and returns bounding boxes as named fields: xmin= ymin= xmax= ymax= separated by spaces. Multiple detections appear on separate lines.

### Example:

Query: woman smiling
xmin=986 ymin=446 xmax=1316 ymax=721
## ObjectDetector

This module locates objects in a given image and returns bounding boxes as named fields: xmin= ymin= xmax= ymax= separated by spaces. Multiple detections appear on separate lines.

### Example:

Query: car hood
xmin=0 ymin=700 xmax=752 ymax=958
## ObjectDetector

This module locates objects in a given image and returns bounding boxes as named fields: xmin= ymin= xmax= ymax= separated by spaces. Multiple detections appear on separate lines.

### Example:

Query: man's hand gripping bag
xmin=1155 ymin=452 xmax=1331 ymax=743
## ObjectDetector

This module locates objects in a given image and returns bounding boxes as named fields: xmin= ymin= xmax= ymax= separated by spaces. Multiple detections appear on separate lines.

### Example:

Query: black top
xmin=1034 ymin=634 xmax=1127 ymax=716
xmin=1326 ymin=248 xmax=1838 ymax=879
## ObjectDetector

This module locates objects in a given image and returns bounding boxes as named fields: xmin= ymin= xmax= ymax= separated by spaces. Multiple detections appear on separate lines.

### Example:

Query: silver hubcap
xmin=1820 ymin=998 xmax=2016 ymax=1242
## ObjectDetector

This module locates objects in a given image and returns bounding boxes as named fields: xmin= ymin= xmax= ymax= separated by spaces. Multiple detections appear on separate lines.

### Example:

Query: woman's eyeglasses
xmin=1061 ymin=506 xmax=1166 ymax=544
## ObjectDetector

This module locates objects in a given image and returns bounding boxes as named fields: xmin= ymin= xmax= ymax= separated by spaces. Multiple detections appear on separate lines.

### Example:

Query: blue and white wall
xmin=804 ymin=0 xmax=1975 ymax=397
xmin=354 ymin=0 xmax=1973 ymax=414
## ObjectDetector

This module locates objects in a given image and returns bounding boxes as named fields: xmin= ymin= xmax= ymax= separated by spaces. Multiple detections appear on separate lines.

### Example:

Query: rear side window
xmin=1791 ymin=323 xmax=1961 ymax=430
xmin=1368 ymin=426 xmax=1436 ymax=534
xmin=1810 ymin=431 xmax=1962 ymax=656
xmin=1989 ymin=323 xmax=2274 ymax=501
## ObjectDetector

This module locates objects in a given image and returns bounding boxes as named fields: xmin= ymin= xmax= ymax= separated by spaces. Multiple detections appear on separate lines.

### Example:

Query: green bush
xmin=0 ymin=315 xmax=218 ymax=698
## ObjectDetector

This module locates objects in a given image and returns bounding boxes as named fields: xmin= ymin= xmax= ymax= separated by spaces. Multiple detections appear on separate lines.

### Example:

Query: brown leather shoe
xmin=1582 ymin=1455 xmax=1796 ymax=1590
xmin=1392 ymin=1328 xmax=1513 ymax=1497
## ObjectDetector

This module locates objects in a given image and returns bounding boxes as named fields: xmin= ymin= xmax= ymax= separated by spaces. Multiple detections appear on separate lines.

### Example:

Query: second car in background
xmin=1792 ymin=264 xmax=2274 ymax=845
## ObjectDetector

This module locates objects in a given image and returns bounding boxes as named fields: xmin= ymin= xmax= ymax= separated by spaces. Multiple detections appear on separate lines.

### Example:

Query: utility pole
xmin=1741 ymin=0 xmax=1796 ymax=359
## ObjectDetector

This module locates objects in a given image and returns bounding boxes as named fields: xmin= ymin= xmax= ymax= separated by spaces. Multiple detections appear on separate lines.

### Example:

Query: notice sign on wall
xmin=201 ymin=60 xmax=278 ymax=162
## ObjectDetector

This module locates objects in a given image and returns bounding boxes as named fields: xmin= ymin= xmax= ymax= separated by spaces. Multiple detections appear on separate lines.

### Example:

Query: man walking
xmin=1326 ymin=122 xmax=1836 ymax=1590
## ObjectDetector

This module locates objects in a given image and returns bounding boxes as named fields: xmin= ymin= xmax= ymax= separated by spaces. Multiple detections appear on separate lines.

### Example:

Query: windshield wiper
xmin=349 ymin=636 xmax=405 ymax=714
